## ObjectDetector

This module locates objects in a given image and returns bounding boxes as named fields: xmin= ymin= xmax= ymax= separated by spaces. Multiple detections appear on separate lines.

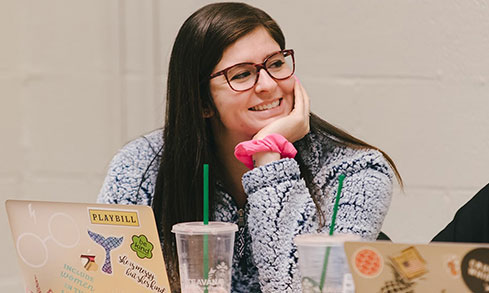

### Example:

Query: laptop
xmin=5 ymin=199 xmax=171 ymax=293
xmin=344 ymin=240 xmax=489 ymax=293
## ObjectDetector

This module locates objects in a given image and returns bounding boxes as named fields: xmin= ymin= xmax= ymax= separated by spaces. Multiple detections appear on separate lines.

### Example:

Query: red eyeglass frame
xmin=209 ymin=49 xmax=295 ymax=92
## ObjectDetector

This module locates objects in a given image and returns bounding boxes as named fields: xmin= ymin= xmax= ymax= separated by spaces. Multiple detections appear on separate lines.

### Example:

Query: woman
xmin=98 ymin=2 xmax=402 ymax=292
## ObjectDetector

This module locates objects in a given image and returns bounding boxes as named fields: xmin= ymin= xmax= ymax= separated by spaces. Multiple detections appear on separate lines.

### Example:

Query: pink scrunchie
xmin=234 ymin=133 xmax=298 ymax=169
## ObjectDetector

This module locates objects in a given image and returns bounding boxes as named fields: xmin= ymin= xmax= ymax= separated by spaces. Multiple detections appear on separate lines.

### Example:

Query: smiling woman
xmin=97 ymin=2 xmax=401 ymax=292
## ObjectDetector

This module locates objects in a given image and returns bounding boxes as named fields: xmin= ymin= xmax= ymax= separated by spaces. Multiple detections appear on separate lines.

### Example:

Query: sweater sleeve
xmin=242 ymin=158 xmax=317 ymax=292
xmin=323 ymin=164 xmax=393 ymax=241
xmin=241 ymin=148 xmax=394 ymax=292
xmin=97 ymin=133 xmax=161 ymax=206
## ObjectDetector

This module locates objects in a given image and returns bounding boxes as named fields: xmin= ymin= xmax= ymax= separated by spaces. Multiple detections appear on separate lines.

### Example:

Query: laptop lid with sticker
xmin=5 ymin=199 xmax=171 ymax=293
xmin=344 ymin=240 xmax=489 ymax=293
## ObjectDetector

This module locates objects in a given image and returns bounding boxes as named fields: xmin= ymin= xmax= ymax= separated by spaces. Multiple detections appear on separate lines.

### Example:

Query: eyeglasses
xmin=209 ymin=49 xmax=295 ymax=92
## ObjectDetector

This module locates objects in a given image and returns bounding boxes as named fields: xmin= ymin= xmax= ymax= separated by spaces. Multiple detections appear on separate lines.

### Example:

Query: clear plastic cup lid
xmin=293 ymin=233 xmax=362 ymax=246
xmin=172 ymin=221 xmax=238 ymax=235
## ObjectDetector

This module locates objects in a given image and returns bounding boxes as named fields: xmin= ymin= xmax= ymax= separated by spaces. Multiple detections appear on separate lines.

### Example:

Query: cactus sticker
xmin=130 ymin=234 xmax=154 ymax=259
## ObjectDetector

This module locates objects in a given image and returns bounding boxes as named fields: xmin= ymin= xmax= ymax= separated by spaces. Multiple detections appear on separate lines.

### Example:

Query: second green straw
xmin=319 ymin=173 xmax=346 ymax=291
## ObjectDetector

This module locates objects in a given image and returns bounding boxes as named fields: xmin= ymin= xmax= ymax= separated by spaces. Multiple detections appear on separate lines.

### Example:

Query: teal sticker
xmin=130 ymin=235 xmax=154 ymax=259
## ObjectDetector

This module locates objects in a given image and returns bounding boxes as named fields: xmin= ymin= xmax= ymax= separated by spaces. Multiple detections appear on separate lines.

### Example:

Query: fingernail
xmin=294 ymin=75 xmax=300 ymax=83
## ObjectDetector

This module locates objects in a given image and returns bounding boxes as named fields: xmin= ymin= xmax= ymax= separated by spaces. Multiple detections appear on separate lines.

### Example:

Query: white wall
xmin=1 ymin=0 xmax=488 ymax=291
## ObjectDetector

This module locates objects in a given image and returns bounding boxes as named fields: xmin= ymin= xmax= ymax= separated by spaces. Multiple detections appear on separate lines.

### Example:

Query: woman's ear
xmin=203 ymin=108 xmax=214 ymax=118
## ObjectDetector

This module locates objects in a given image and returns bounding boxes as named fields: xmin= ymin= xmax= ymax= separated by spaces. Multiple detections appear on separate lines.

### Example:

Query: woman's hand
xmin=253 ymin=76 xmax=310 ymax=142
xmin=251 ymin=77 xmax=310 ymax=167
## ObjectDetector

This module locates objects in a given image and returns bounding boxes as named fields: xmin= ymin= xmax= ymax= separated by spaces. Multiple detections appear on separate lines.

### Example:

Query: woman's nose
xmin=254 ymin=68 xmax=277 ymax=93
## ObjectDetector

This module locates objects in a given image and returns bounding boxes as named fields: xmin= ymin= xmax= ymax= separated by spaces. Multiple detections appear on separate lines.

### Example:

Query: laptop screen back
xmin=344 ymin=240 xmax=489 ymax=293
xmin=5 ymin=199 xmax=171 ymax=293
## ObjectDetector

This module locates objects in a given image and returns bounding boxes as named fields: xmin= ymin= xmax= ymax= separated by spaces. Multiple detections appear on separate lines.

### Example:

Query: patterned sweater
xmin=97 ymin=129 xmax=394 ymax=292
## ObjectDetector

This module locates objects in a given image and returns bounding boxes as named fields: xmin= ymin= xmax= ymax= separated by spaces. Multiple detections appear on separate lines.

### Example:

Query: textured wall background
xmin=1 ymin=0 xmax=488 ymax=291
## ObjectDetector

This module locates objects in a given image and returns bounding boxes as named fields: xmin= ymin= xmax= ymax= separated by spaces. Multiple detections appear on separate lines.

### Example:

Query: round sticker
xmin=353 ymin=247 xmax=383 ymax=278
xmin=461 ymin=248 xmax=489 ymax=293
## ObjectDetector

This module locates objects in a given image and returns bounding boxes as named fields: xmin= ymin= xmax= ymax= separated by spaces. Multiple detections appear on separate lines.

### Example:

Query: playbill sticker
xmin=89 ymin=209 xmax=139 ymax=227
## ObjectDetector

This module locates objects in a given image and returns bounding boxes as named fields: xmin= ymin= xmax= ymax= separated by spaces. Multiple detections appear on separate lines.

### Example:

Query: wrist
xmin=234 ymin=133 xmax=297 ymax=169
xmin=252 ymin=151 xmax=281 ymax=167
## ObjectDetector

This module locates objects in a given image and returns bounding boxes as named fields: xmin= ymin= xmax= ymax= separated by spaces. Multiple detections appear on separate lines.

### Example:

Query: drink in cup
xmin=172 ymin=221 xmax=238 ymax=293
xmin=294 ymin=233 xmax=360 ymax=293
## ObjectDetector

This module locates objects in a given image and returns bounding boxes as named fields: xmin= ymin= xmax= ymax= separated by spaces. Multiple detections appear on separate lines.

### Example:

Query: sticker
xmin=444 ymin=255 xmax=461 ymax=278
xmin=118 ymin=254 xmax=167 ymax=292
xmin=87 ymin=230 xmax=123 ymax=274
xmin=60 ymin=263 xmax=95 ymax=292
xmin=461 ymin=248 xmax=489 ymax=293
xmin=353 ymin=246 xmax=383 ymax=278
xmin=17 ymin=212 xmax=80 ymax=268
xmin=131 ymin=234 xmax=154 ymax=259
xmin=80 ymin=254 xmax=99 ymax=271
xmin=88 ymin=209 xmax=139 ymax=227
xmin=380 ymin=263 xmax=415 ymax=292
xmin=390 ymin=246 xmax=427 ymax=280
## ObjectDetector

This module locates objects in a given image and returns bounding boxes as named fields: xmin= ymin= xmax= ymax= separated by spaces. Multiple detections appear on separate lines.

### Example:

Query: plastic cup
xmin=294 ymin=233 xmax=361 ymax=293
xmin=172 ymin=222 xmax=238 ymax=293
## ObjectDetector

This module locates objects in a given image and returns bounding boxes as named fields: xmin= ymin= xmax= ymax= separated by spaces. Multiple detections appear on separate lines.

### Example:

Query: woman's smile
xmin=249 ymin=98 xmax=282 ymax=111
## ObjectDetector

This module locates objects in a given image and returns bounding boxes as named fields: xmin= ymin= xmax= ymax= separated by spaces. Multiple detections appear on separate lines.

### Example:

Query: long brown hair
xmin=152 ymin=3 xmax=401 ymax=292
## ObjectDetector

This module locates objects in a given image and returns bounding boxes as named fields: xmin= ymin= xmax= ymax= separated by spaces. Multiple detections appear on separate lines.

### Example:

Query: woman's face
xmin=209 ymin=27 xmax=295 ymax=143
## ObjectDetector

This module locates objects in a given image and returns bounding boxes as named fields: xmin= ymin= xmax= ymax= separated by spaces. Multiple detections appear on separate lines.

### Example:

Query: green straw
xmin=204 ymin=164 xmax=209 ymax=225
xmin=203 ymin=164 xmax=209 ymax=292
xmin=329 ymin=174 xmax=345 ymax=235
xmin=319 ymin=174 xmax=346 ymax=291
xmin=203 ymin=235 xmax=208 ymax=292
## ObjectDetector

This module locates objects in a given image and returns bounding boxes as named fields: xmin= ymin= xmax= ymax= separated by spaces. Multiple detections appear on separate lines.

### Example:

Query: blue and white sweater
xmin=97 ymin=129 xmax=394 ymax=292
